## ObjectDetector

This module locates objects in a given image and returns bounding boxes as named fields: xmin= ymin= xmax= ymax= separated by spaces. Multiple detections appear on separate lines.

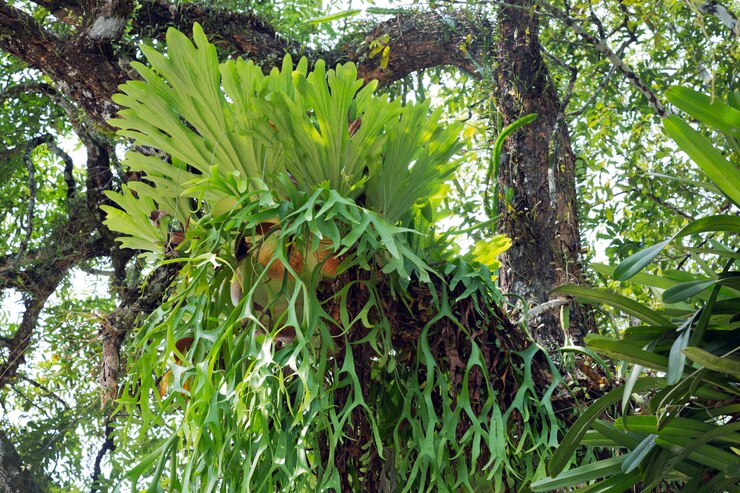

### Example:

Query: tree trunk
xmin=493 ymin=0 xmax=593 ymax=347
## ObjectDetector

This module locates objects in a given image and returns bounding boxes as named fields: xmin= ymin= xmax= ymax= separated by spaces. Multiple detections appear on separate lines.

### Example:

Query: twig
xmin=18 ymin=375 xmax=70 ymax=410
xmin=536 ymin=0 xmax=667 ymax=116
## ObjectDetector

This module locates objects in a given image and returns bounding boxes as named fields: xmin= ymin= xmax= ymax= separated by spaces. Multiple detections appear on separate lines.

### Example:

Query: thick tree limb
xmin=335 ymin=12 xmax=482 ymax=88
xmin=77 ymin=0 xmax=133 ymax=45
xmin=0 ymin=1 xmax=128 ymax=122
xmin=2 ymin=1 xmax=484 ymax=126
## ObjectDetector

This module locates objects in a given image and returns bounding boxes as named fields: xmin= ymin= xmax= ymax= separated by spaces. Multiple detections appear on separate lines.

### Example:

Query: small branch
xmin=567 ymin=37 xmax=635 ymax=118
xmin=15 ymin=138 xmax=40 ymax=270
xmin=697 ymin=0 xmax=739 ymax=33
xmin=567 ymin=63 xmax=618 ymax=117
xmin=528 ymin=298 xmax=570 ymax=326
xmin=643 ymin=190 xmax=695 ymax=221
xmin=18 ymin=375 xmax=70 ymax=410
xmin=10 ymin=382 xmax=52 ymax=418
xmin=77 ymin=264 xmax=115 ymax=277
xmin=536 ymin=0 xmax=667 ymax=116
xmin=0 ymin=82 xmax=56 ymax=103
xmin=99 ymin=261 xmax=180 ymax=407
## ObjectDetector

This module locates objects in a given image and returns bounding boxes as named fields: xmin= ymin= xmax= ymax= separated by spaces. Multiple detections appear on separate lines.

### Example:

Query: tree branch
xmin=18 ymin=375 xmax=69 ymax=410
xmin=2 ymin=1 xmax=486 ymax=127
xmin=0 ymin=0 xmax=128 ymax=122
xmin=90 ymin=420 xmax=115 ymax=493
xmin=536 ymin=0 xmax=667 ymax=117
xmin=698 ymin=0 xmax=739 ymax=33
xmin=16 ymin=139 xmax=39 ymax=270
xmin=0 ymin=287 xmax=58 ymax=388
xmin=45 ymin=140 xmax=77 ymax=200
xmin=30 ymin=0 xmax=82 ymax=24
xmin=99 ymin=261 xmax=180 ymax=407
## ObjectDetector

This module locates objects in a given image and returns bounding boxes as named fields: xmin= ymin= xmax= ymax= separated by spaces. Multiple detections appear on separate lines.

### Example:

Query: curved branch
xmin=45 ymin=140 xmax=77 ymax=200
xmin=2 ymin=0 xmax=487 ymax=126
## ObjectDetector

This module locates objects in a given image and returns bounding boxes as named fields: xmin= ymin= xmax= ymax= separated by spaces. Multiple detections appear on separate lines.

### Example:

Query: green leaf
xmin=675 ymin=215 xmax=740 ymax=237
xmin=612 ymin=216 xmax=740 ymax=280
xmin=470 ymin=234 xmax=511 ymax=272
xmin=586 ymin=334 xmax=670 ymax=371
xmin=621 ymin=434 xmax=657 ymax=474
xmin=546 ymin=378 xmax=664 ymax=477
xmin=486 ymin=113 xmax=537 ymax=217
xmin=683 ymin=347 xmax=740 ymax=378
xmin=534 ymin=456 xmax=627 ymax=491
xmin=305 ymin=9 xmax=361 ymax=24
xmin=613 ymin=239 xmax=671 ymax=281
xmin=666 ymin=323 xmax=692 ymax=385
xmin=551 ymin=285 xmax=672 ymax=326
xmin=663 ymin=115 xmax=740 ymax=206
xmin=662 ymin=279 xmax=718 ymax=303
xmin=665 ymin=86 xmax=740 ymax=138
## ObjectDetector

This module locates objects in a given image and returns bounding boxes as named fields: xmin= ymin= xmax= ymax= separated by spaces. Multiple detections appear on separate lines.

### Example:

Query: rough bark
xmin=0 ymin=2 xmax=129 ymax=123
xmin=2 ymin=1 xmax=483 ymax=127
xmin=493 ymin=0 xmax=593 ymax=347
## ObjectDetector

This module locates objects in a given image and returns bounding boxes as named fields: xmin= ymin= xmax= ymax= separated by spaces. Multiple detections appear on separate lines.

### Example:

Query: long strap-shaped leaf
xmin=546 ymin=377 xmax=664 ymax=477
